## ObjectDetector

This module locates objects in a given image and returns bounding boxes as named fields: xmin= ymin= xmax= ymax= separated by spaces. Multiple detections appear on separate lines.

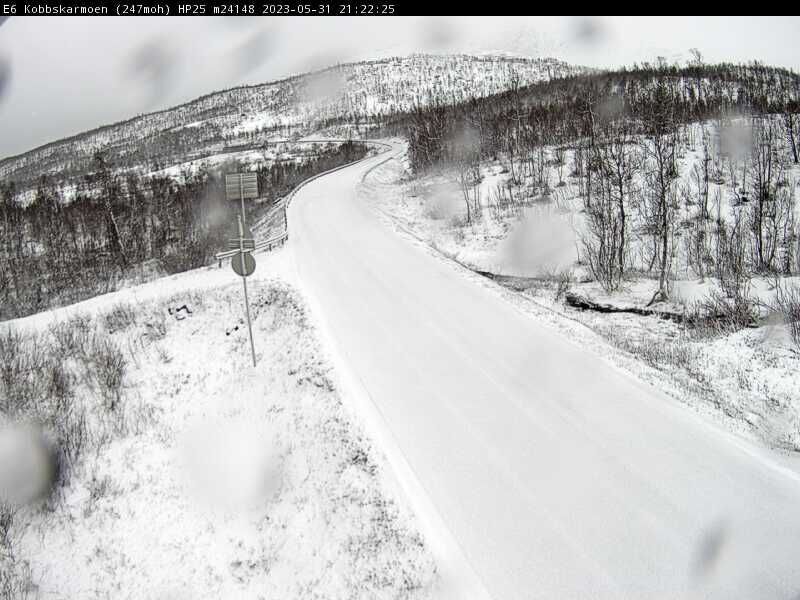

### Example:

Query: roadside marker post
xmin=226 ymin=172 xmax=259 ymax=368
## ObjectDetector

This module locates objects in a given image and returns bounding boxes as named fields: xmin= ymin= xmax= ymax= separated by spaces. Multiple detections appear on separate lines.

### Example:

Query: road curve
xmin=289 ymin=144 xmax=800 ymax=600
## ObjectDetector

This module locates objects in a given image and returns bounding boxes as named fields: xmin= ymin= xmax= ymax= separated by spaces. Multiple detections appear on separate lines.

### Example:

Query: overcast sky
xmin=0 ymin=15 xmax=798 ymax=159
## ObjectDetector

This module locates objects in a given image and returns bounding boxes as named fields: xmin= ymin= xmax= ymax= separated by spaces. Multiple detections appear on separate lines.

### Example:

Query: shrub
xmin=0 ymin=330 xmax=24 ymax=413
xmin=554 ymin=269 xmax=574 ymax=302
xmin=0 ymin=505 xmax=12 ymax=549
xmin=0 ymin=504 xmax=36 ymax=600
xmin=51 ymin=408 xmax=88 ymax=485
xmin=600 ymin=326 xmax=698 ymax=371
xmin=688 ymin=289 xmax=759 ymax=337
xmin=49 ymin=316 xmax=93 ymax=359
xmin=88 ymin=338 xmax=127 ymax=412
xmin=143 ymin=312 xmax=167 ymax=342
xmin=0 ymin=331 xmax=48 ymax=416
xmin=771 ymin=280 xmax=800 ymax=350
xmin=43 ymin=359 xmax=73 ymax=420
xmin=103 ymin=303 xmax=138 ymax=334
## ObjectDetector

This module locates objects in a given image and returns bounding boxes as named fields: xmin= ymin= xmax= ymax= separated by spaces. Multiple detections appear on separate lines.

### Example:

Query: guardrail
xmin=215 ymin=139 xmax=393 ymax=267
xmin=215 ymin=233 xmax=288 ymax=266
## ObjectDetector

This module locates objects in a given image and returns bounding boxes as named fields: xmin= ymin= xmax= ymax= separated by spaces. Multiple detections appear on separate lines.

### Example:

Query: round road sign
xmin=231 ymin=252 xmax=256 ymax=277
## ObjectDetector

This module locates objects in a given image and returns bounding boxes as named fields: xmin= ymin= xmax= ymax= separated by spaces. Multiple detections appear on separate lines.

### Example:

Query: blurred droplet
xmin=232 ymin=28 xmax=272 ymax=78
xmin=0 ymin=423 xmax=55 ymax=507
xmin=499 ymin=205 xmax=576 ymax=276
xmin=509 ymin=26 xmax=554 ymax=59
xmin=571 ymin=16 xmax=605 ymax=46
xmin=420 ymin=181 xmax=462 ymax=221
xmin=420 ymin=18 xmax=457 ymax=51
xmin=0 ymin=55 xmax=10 ymax=102
xmin=301 ymin=69 xmax=346 ymax=104
xmin=718 ymin=120 xmax=753 ymax=162
xmin=597 ymin=96 xmax=624 ymax=121
xmin=296 ymin=48 xmax=347 ymax=78
xmin=448 ymin=124 xmax=481 ymax=156
xmin=692 ymin=521 xmax=728 ymax=581
xmin=125 ymin=38 xmax=177 ymax=108
xmin=179 ymin=417 xmax=283 ymax=512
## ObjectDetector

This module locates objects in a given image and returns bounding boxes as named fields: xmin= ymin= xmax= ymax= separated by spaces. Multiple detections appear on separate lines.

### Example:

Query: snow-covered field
xmin=1 ymin=249 xmax=436 ymax=599
xmin=363 ymin=139 xmax=800 ymax=453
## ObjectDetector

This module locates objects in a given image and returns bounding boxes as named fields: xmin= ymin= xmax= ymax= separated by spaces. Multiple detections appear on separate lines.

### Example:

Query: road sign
xmin=231 ymin=251 xmax=256 ymax=277
xmin=225 ymin=173 xmax=259 ymax=201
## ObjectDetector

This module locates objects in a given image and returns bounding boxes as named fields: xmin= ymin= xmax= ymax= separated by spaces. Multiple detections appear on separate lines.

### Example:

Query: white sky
xmin=0 ymin=15 xmax=798 ymax=159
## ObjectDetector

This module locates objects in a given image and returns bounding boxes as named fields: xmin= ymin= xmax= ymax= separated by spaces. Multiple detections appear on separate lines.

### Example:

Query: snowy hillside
xmin=0 ymin=248 xmax=437 ymax=598
xmin=0 ymin=54 xmax=582 ymax=188
xmin=363 ymin=125 xmax=800 ymax=453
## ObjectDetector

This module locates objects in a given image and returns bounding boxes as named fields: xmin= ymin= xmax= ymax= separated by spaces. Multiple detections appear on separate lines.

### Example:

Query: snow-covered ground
xmin=385 ymin=163 xmax=577 ymax=277
xmin=5 ymin=129 xmax=800 ymax=599
xmin=363 ymin=140 xmax=800 ymax=453
xmin=148 ymin=141 xmax=344 ymax=182
xmin=290 ymin=139 xmax=800 ymax=599
xmin=1 ymin=248 xmax=436 ymax=599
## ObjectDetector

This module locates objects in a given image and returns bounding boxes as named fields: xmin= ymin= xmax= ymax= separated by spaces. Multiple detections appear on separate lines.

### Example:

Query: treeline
xmin=391 ymin=63 xmax=800 ymax=305
xmin=394 ymin=62 xmax=800 ymax=172
xmin=0 ymin=141 xmax=367 ymax=320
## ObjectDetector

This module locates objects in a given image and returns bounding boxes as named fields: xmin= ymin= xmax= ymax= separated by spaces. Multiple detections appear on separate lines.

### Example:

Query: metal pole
xmin=238 ymin=215 xmax=257 ymax=367
xmin=239 ymin=175 xmax=246 ymax=226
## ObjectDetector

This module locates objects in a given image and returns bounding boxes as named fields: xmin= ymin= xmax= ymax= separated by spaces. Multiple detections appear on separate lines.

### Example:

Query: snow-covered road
xmin=289 ymin=145 xmax=800 ymax=600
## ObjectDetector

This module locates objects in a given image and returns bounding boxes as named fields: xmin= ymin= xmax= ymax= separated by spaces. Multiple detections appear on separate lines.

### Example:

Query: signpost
xmin=226 ymin=172 xmax=259 ymax=368
xmin=231 ymin=215 xmax=257 ymax=367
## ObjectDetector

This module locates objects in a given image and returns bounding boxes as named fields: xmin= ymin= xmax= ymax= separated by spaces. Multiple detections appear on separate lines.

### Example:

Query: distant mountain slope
xmin=0 ymin=54 xmax=583 ymax=187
